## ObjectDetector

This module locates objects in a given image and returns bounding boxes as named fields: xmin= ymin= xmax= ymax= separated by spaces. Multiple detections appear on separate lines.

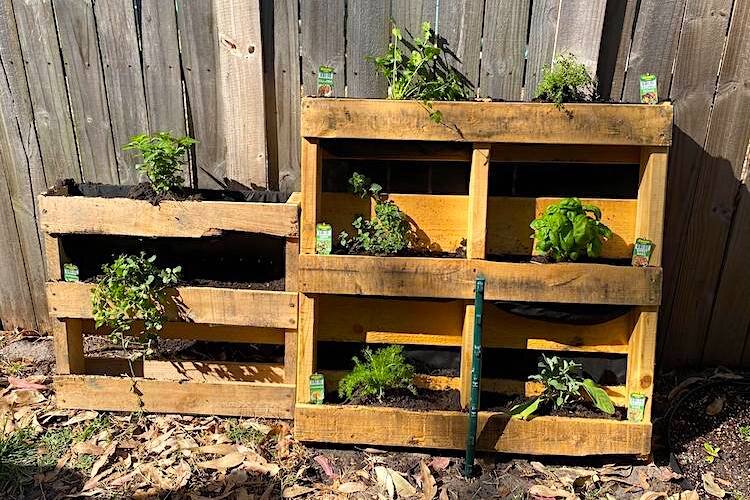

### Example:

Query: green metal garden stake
xmin=464 ymin=275 xmax=485 ymax=477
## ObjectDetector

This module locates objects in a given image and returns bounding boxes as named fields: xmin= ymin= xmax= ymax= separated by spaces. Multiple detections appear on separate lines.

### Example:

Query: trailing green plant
xmin=703 ymin=442 xmax=721 ymax=463
xmin=371 ymin=21 xmax=471 ymax=122
xmin=91 ymin=253 xmax=181 ymax=360
xmin=338 ymin=345 xmax=416 ymax=402
xmin=124 ymin=132 xmax=196 ymax=194
xmin=339 ymin=172 xmax=410 ymax=255
xmin=530 ymin=197 xmax=612 ymax=262
xmin=535 ymin=53 xmax=597 ymax=109
xmin=511 ymin=355 xmax=614 ymax=420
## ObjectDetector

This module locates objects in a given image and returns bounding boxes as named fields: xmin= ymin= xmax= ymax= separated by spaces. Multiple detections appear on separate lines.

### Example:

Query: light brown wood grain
xmin=468 ymin=145 xmax=490 ymax=259
xmin=53 ymin=319 xmax=84 ymax=375
xmin=636 ymin=147 xmax=669 ymax=264
xmin=296 ymin=294 xmax=316 ymax=403
xmin=626 ymin=307 xmax=658 ymax=421
xmin=301 ymin=138 xmax=322 ymax=253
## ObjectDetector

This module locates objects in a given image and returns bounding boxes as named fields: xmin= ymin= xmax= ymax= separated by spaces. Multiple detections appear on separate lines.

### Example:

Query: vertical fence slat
xmin=596 ymin=0 xmax=639 ymax=100
xmin=262 ymin=0 xmax=300 ymax=191
xmin=658 ymin=0 xmax=736 ymax=368
xmin=53 ymin=0 xmax=118 ymax=184
xmin=175 ymin=0 xmax=225 ymax=189
xmin=621 ymin=0 xmax=688 ymax=103
xmin=93 ymin=0 xmax=149 ymax=184
xmin=12 ymin=0 xmax=81 ymax=182
xmin=391 ymin=0 xmax=437 ymax=36
xmin=215 ymin=0 xmax=268 ymax=187
xmin=346 ymin=0 xmax=390 ymax=98
xmin=480 ymin=0 xmax=531 ymax=100
xmin=436 ymin=0 xmax=484 ymax=96
xmin=524 ymin=0 xmax=560 ymax=99
xmin=300 ymin=0 xmax=345 ymax=97
xmin=555 ymin=0 xmax=607 ymax=74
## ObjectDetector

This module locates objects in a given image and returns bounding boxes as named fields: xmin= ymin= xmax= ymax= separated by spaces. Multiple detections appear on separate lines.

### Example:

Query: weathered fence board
xmin=524 ymin=0 xmax=560 ymax=98
xmin=555 ymin=0 xmax=607 ymax=73
xmin=300 ymin=0 xmax=345 ymax=97
xmin=346 ymin=0 xmax=390 ymax=98
xmin=480 ymin=0 xmax=531 ymax=100
xmin=597 ymin=0 xmax=639 ymax=100
xmin=435 ymin=0 xmax=484 ymax=95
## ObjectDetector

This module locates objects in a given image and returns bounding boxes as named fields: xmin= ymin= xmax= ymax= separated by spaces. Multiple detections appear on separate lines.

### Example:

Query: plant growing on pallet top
xmin=124 ymin=132 xmax=197 ymax=194
xmin=92 ymin=253 xmax=181 ymax=362
xmin=339 ymin=172 xmax=410 ymax=255
xmin=511 ymin=355 xmax=614 ymax=420
xmin=530 ymin=197 xmax=612 ymax=262
xmin=371 ymin=21 xmax=470 ymax=122
xmin=338 ymin=345 xmax=416 ymax=402
xmin=535 ymin=53 xmax=597 ymax=109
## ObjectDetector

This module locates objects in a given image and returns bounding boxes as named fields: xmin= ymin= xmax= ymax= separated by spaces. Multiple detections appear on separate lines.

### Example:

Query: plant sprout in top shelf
xmin=535 ymin=53 xmax=598 ymax=110
xmin=124 ymin=132 xmax=197 ymax=195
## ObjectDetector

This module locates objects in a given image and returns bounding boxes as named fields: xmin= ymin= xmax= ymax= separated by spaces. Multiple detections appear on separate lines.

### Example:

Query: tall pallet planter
xmin=295 ymin=98 xmax=672 ymax=456
xmin=41 ymin=192 xmax=301 ymax=419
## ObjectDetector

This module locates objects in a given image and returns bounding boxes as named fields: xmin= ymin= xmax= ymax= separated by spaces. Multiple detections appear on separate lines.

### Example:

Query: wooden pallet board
xmin=294 ymin=404 xmax=651 ymax=456
xmin=298 ymin=255 xmax=661 ymax=305
xmin=46 ymin=281 xmax=298 ymax=329
xmin=55 ymin=375 xmax=295 ymax=418
xmin=39 ymin=195 xmax=299 ymax=238
xmin=301 ymin=99 xmax=673 ymax=146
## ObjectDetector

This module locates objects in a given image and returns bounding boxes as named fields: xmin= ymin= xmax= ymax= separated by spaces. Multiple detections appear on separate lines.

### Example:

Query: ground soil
xmin=480 ymin=392 xmax=626 ymax=420
xmin=344 ymin=388 xmax=463 ymax=412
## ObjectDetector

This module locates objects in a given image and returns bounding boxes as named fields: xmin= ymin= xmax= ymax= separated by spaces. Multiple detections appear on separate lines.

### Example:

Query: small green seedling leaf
xmin=510 ymin=397 xmax=542 ymax=420
xmin=703 ymin=442 xmax=721 ymax=463
xmin=581 ymin=378 xmax=615 ymax=415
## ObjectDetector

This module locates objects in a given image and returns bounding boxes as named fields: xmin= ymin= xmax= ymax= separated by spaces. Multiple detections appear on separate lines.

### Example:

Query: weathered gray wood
xmin=12 ymin=0 xmax=81 ymax=182
xmin=262 ymin=0 xmax=300 ymax=191
xmin=659 ymin=0 xmax=742 ymax=368
xmin=524 ymin=0 xmax=559 ymax=99
xmin=300 ymin=0 xmax=345 ymax=97
xmin=555 ymin=0 xmax=607 ymax=74
xmin=53 ymin=0 xmax=118 ymax=184
xmin=93 ymin=0 xmax=149 ymax=184
xmin=391 ymin=0 xmax=436 ymax=36
xmin=597 ymin=0 xmax=639 ymax=100
xmin=622 ymin=0 xmax=688 ymax=102
xmin=480 ymin=0 xmax=531 ymax=100
xmin=214 ymin=0 xmax=268 ymax=187
xmin=346 ymin=0 xmax=390 ymax=98
xmin=175 ymin=0 xmax=225 ymax=189
xmin=436 ymin=0 xmax=484 ymax=97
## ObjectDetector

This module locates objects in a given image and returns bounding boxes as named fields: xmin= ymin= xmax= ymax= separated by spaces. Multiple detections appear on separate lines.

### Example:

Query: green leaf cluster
xmin=339 ymin=172 xmax=410 ymax=255
xmin=338 ymin=345 xmax=416 ymax=402
xmin=704 ymin=442 xmax=721 ymax=463
xmin=91 ymin=252 xmax=181 ymax=355
xmin=530 ymin=197 xmax=612 ymax=262
xmin=739 ymin=425 xmax=750 ymax=442
xmin=124 ymin=132 xmax=197 ymax=194
xmin=535 ymin=53 xmax=597 ymax=109
xmin=372 ymin=21 xmax=470 ymax=121
xmin=511 ymin=354 xmax=614 ymax=420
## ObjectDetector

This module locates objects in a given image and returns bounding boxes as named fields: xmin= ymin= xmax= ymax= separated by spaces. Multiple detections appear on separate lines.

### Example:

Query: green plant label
xmin=627 ymin=393 xmax=647 ymax=422
xmin=317 ymin=66 xmax=334 ymax=97
xmin=639 ymin=74 xmax=658 ymax=104
xmin=316 ymin=223 xmax=333 ymax=255
xmin=310 ymin=373 xmax=325 ymax=404
xmin=63 ymin=263 xmax=79 ymax=282
xmin=631 ymin=237 xmax=655 ymax=267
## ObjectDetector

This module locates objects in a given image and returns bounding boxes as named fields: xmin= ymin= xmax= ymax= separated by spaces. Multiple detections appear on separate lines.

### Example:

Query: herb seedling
xmin=739 ymin=425 xmax=750 ymax=442
xmin=338 ymin=345 xmax=416 ymax=402
xmin=91 ymin=253 xmax=181 ymax=366
xmin=372 ymin=21 xmax=470 ymax=122
xmin=511 ymin=354 xmax=614 ymax=420
xmin=124 ymin=132 xmax=196 ymax=194
xmin=339 ymin=172 xmax=410 ymax=255
xmin=535 ymin=53 xmax=597 ymax=109
xmin=530 ymin=197 xmax=612 ymax=262
xmin=703 ymin=442 xmax=721 ymax=463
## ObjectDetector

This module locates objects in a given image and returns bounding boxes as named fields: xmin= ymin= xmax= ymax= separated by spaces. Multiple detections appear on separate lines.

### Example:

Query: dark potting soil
xmin=486 ymin=253 xmax=632 ymax=266
xmin=332 ymin=246 xmax=466 ymax=259
xmin=344 ymin=388 xmax=462 ymax=412
xmin=493 ymin=301 xmax=633 ymax=325
xmin=47 ymin=178 xmax=291 ymax=205
xmin=480 ymin=392 xmax=626 ymax=420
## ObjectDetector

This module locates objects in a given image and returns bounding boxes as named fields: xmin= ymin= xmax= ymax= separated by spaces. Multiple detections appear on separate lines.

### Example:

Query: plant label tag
xmin=627 ymin=393 xmax=647 ymax=422
xmin=317 ymin=66 xmax=334 ymax=97
xmin=631 ymin=238 xmax=655 ymax=267
xmin=316 ymin=223 xmax=333 ymax=255
xmin=639 ymin=74 xmax=658 ymax=104
xmin=63 ymin=263 xmax=80 ymax=282
xmin=309 ymin=373 xmax=325 ymax=404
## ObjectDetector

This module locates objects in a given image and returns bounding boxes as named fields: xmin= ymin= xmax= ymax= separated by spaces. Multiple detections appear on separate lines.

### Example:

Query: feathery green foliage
xmin=124 ymin=132 xmax=196 ymax=194
xmin=338 ymin=345 xmax=416 ymax=402
xmin=535 ymin=53 xmax=597 ymax=108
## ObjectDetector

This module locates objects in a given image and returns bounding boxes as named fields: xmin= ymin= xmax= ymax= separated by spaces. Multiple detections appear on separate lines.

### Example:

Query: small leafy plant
xmin=511 ymin=355 xmax=615 ymax=420
xmin=703 ymin=442 xmax=721 ymax=463
xmin=124 ymin=132 xmax=196 ymax=194
xmin=372 ymin=21 xmax=470 ymax=122
xmin=530 ymin=197 xmax=612 ymax=262
xmin=738 ymin=425 xmax=750 ymax=442
xmin=92 ymin=253 xmax=181 ymax=360
xmin=535 ymin=53 xmax=597 ymax=109
xmin=339 ymin=172 xmax=410 ymax=256
xmin=338 ymin=345 xmax=416 ymax=402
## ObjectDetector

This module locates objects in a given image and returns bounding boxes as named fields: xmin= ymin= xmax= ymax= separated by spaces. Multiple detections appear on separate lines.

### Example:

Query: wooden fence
xmin=0 ymin=0 xmax=748 ymax=369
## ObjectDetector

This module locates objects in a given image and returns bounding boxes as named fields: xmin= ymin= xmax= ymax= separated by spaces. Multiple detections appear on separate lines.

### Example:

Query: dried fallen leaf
xmin=702 ymin=473 xmax=727 ymax=498
xmin=705 ymin=396 xmax=726 ymax=416
xmin=668 ymin=491 xmax=699 ymax=500
xmin=429 ymin=457 xmax=450 ymax=471
xmin=282 ymin=485 xmax=315 ymax=498
xmin=668 ymin=377 xmax=705 ymax=400
xmin=420 ymin=461 xmax=436 ymax=500
xmin=338 ymin=481 xmax=368 ymax=494
xmin=314 ymin=454 xmax=336 ymax=478
xmin=90 ymin=441 xmax=117 ymax=478
xmin=197 ymin=451 xmax=246 ymax=470
xmin=638 ymin=492 xmax=666 ymax=500
xmin=8 ymin=376 xmax=47 ymax=390
xmin=528 ymin=484 xmax=575 ymax=499
xmin=62 ymin=411 xmax=99 ymax=426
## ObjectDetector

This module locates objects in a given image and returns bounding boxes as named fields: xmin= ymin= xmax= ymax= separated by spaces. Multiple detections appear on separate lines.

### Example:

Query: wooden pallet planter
xmin=295 ymin=98 xmax=671 ymax=455
xmin=41 ymin=192 xmax=301 ymax=418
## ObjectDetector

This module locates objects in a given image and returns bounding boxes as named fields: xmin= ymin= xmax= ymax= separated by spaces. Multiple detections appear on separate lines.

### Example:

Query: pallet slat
xmin=301 ymin=99 xmax=673 ymax=146
xmin=84 ymin=358 xmax=286 ymax=383
xmin=47 ymin=282 xmax=298 ymax=329
xmin=294 ymin=404 xmax=651 ymax=455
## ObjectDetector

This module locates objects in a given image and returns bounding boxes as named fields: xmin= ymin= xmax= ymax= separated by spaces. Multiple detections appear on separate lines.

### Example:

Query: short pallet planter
xmin=41 ymin=192 xmax=301 ymax=419
xmin=295 ymin=98 xmax=671 ymax=456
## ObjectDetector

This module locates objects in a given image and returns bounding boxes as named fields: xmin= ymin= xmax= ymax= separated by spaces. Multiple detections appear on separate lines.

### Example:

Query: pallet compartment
xmin=295 ymin=98 xmax=671 ymax=455
xmin=42 ymin=191 xmax=301 ymax=418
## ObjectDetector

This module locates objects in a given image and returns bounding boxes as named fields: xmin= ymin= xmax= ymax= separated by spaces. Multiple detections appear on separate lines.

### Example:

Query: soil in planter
xmin=480 ymin=392 xmax=626 ymax=420
xmin=47 ymin=178 xmax=290 ymax=205
xmin=493 ymin=301 xmax=633 ymax=325
xmin=336 ymin=387 xmax=462 ymax=412
xmin=316 ymin=342 xmax=460 ymax=377
xmin=485 ymin=253 xmax=632 ymax=267
xmin=63 ymin=232 xmax=285 ymax=290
